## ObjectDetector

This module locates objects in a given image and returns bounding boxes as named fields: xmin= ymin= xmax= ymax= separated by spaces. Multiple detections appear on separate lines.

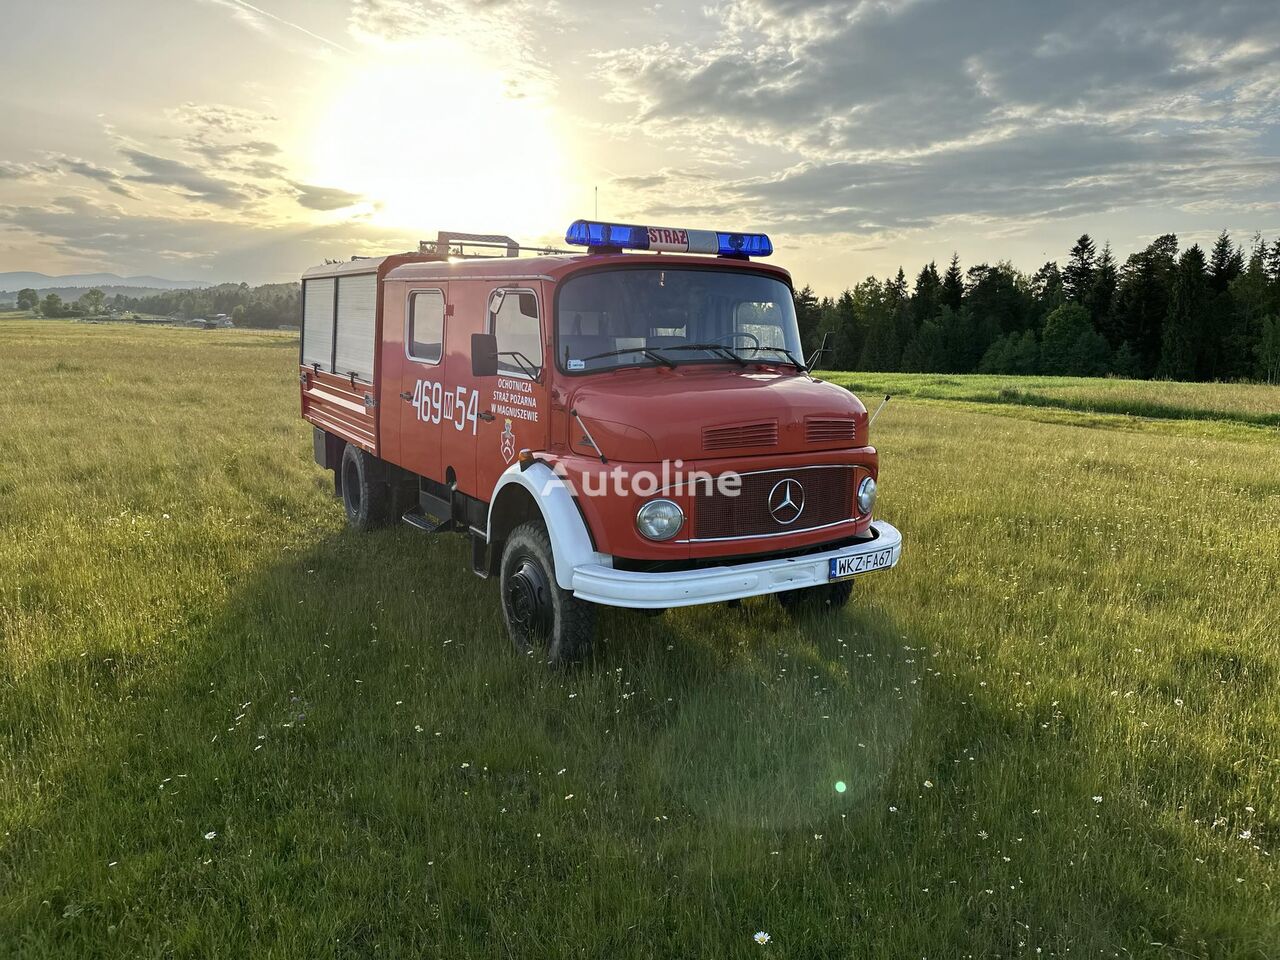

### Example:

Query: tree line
xmin=795 ymin=232 xmax=1280 ymax=383
xmin=16 ymin=282 xmax=301 ymax=328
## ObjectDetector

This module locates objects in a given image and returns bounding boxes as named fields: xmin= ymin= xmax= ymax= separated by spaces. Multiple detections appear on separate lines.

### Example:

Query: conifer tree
xmin=942 ymin=253 xmax=963 ymax=312
xmin=1063 ymin=234 xmax=1097 ymax=303
xmin=1159 ymin=244 xmax=1208 ymax=380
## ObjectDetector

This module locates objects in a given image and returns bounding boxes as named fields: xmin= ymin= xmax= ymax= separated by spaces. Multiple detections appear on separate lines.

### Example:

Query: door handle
xmin=399 ymin=391 xmax=413 ymax=401
xmin=478 ymin=411 xmax=495 ymax=422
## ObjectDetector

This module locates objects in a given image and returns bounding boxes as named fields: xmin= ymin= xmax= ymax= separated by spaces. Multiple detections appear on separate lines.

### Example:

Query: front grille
xmin=702 ymin=420 xmax=778 ymax=451
xmin=806 ymin=417 xmax=856 ymax=443
xmin=692 ymin=466 xmax=856 ymax=540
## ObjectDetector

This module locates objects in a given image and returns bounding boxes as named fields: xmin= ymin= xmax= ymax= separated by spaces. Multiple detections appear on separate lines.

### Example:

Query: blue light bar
xmin=564 ymin=219 xmax=773 ymax=258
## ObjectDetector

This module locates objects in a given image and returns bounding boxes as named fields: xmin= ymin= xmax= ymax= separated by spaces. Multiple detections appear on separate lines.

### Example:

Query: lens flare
xmin=834 ymin=781 xmax=847 ymax=794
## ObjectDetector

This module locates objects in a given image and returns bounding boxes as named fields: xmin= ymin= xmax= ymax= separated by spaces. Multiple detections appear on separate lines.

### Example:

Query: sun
xmin=305 ymin=41 xmax=571 ymax=242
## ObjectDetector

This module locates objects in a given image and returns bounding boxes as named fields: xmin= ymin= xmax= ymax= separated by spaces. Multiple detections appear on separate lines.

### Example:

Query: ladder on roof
xmin=419 ymin=231 xmax=573 ymax=259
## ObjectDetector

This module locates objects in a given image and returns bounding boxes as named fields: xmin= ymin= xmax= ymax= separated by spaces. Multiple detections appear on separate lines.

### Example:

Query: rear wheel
xmin=500 ymin=521 xmax=594 ymax=666
xmin=340 ymin=443 xmax=391 ymax=531
xmin=777 ymin=579 xmax=854 ymax=617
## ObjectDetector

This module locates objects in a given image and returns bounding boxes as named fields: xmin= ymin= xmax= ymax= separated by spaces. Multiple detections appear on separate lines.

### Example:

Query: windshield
xmin=556 ymin=267 xmax=802 ymax=374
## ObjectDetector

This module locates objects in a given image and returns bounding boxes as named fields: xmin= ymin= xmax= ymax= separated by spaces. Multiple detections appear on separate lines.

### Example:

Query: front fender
xmin=487 ymin=461 xmax=612 ymax=590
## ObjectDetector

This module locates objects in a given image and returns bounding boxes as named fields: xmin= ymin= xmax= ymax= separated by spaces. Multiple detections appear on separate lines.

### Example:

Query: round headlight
xmin=857 ymin=476 xmax=877 ymax=515
xmin=636 ymin=498 xmax=684 ymax=541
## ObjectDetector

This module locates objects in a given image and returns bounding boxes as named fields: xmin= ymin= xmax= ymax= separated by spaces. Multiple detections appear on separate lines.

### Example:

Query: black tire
xmin=340 ymin=443 xmax=391 ymax=531
xmin=777 ymin=579 xmax=854 ymax=617
xmin=499 ymin=520 xmax=594 ymax=666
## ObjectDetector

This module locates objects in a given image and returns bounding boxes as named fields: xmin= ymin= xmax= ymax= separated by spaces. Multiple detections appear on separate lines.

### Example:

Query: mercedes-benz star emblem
xmin=767 ymin=478 xmax=805 ymax=525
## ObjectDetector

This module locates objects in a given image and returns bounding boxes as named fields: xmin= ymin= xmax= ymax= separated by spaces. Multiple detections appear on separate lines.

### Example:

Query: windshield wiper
xmin=747 ymin=346 xmax=807 ymax=370
xmin=661 ymin=343 xmax=747 ymax=366
xmin=578 ymin=346 xmax=677 ymax=368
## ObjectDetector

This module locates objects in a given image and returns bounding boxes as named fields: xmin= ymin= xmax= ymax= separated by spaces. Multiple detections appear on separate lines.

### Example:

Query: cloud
xmin=0 ymin=194 xmax=409 ymax=281
xmin=120 ymin=149 xmax=251 ymax=206
xmin=183 ymin=137 xmax=283 ymax=172
xmin=0 ymin=160 xmax=54 ymax=180
xmin=348 ymin=0 xmax=429 ymax=42
xmin=596 ymin=0 xmax=1280 ymax=236
xmin=346 ymin=0 xmax=556 ymax=95
xmin=197 ymin=0 xmax=354 ymax=54
xmin=49 ymin=155 xmax=139 ymax=200
xmin=168 ymin=102 xmax=277 ymax=135
xmin=290 ymin=182 xmax=366 ymax=211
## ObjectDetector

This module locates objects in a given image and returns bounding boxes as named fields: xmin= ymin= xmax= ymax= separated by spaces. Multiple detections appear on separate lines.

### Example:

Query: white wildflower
xmin=753 ymin=931 xmax=771 ymax=945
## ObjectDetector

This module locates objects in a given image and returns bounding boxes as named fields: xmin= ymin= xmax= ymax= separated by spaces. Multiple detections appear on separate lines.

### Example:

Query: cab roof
xmin=382 ymin=252 xmax=793 ymax=286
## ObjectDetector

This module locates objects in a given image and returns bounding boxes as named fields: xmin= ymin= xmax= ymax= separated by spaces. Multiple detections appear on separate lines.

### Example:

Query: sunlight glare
xmin=308 ymin=42 xmax=570 ymax=240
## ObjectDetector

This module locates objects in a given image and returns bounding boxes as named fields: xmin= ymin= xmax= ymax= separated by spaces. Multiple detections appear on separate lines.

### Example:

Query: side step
xmin=402 ymin=509 xmax=456 ymax=534
xmin=403 ymin=485 xmax=456 ymax=533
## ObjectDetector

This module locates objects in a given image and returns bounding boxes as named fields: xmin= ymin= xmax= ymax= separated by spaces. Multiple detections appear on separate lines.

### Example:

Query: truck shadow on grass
xmin=2 ymin=530 xmax=1271 ymax=957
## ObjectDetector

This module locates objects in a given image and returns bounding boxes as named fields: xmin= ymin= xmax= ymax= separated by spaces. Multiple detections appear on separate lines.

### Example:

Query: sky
xmin=1 ymin=0 xmax=1278 ymax=294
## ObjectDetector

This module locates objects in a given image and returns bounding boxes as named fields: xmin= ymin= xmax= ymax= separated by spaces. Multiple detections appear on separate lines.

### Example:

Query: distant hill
xmin=0 ymin=271 xmax=209 ymax=293
xmin=2 ymin=284 xmax=213 ymax=301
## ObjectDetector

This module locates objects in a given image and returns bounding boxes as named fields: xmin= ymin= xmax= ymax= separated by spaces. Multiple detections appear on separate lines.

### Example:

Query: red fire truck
xmin=300 ymin=221 xmax=902 ymax=663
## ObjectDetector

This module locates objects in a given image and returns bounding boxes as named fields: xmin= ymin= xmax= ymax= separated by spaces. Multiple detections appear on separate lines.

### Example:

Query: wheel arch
xmin=487 ymin=462 xmax=606 ymax=589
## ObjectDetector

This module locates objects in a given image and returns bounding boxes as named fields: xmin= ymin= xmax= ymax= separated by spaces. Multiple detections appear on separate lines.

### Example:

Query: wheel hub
xmin=507 ymin=557 xmax=552 ymax=641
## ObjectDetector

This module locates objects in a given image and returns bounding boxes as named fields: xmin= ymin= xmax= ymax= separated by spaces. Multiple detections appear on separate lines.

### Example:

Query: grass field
xmin=822 ymin=371 xmax=1280 ymax=430
xmin=2 ymin=320 xmax=1278 ymax=958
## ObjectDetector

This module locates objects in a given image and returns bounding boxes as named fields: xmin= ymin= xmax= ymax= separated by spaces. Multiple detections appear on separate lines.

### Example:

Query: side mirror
xmin=471 ymin=332 xmax=499 ymax=377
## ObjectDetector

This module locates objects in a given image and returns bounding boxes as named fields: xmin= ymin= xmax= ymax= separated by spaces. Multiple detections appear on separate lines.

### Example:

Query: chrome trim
xmin=680 ymin=517 xmax=859 ymax=544
xmin=659 ymin=462 xmax=856 ymax=494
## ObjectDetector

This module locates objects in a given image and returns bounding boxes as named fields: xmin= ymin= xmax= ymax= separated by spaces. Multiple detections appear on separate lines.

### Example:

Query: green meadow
xmin=1 ymin=321 xmax=1277 ymax=958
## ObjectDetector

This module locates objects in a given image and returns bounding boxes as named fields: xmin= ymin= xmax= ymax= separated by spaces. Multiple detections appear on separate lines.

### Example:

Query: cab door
xmin=438 ymin=280 xmax=487 ymax=500
xmin=473 ymin=283 xmax=550 ymax=499
xmin=397 ymin=284 xmax=448 ymax=483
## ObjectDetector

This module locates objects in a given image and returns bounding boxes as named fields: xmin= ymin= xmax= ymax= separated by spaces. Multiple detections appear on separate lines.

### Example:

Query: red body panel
xmin=303 ymin=250 xmax=878 ymax=560
xmin=301 ymin=369 xmax=378 ymax=453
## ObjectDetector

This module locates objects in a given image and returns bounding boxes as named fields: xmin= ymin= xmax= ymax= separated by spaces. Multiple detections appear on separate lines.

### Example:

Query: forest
xmin=797 ymin=232 xmax=1280 ymax=383
xmin=16 ymin=282 xmax=302 ymax=329
xmin=13 ymin=231 xmax=1280 ymax=383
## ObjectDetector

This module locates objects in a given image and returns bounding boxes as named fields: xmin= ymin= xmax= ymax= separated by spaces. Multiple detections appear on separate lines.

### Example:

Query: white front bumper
xmin=570 ymin=520 xmax=902 ymax=609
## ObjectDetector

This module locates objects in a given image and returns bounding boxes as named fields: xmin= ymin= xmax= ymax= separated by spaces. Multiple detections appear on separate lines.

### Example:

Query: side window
xmin=408 ymin=290 xmax=445 ymax=364
xmin=489 ymin=289 xmax=542 ymax=378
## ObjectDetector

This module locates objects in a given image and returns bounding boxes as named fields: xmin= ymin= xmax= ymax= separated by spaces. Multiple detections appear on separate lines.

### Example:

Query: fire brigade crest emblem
xmin=500 ymin=418 xmax=516 ymax=463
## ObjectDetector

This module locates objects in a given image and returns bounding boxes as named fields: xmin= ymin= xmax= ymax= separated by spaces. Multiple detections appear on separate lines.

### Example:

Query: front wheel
xmin=777 ymin=579 xmax=854 ymax=617
xmin=500 ymin=521 xmax=595 ymax=666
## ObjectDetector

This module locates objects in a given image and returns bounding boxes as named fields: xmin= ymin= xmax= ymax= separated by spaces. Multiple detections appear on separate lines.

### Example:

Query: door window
xmin=408 ymin=290 xmax=445 ymax=364
xmin=488 ymin=289 xmax=542 ymax=378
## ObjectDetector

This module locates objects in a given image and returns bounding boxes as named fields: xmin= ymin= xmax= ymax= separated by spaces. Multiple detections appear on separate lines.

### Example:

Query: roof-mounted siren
xmin=564 ymin=220 xmax=773 ymax=259
xmin=420 ymin=231 xmax=520 ymax=258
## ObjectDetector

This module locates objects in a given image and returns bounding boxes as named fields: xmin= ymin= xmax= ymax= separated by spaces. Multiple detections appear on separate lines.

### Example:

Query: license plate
xmin=829 ymin=547 xmax=894 ymax=581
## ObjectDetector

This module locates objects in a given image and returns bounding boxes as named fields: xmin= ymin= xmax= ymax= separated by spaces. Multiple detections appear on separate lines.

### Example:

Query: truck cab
xmin=301 ymin=221 xmax=902 ymax=664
